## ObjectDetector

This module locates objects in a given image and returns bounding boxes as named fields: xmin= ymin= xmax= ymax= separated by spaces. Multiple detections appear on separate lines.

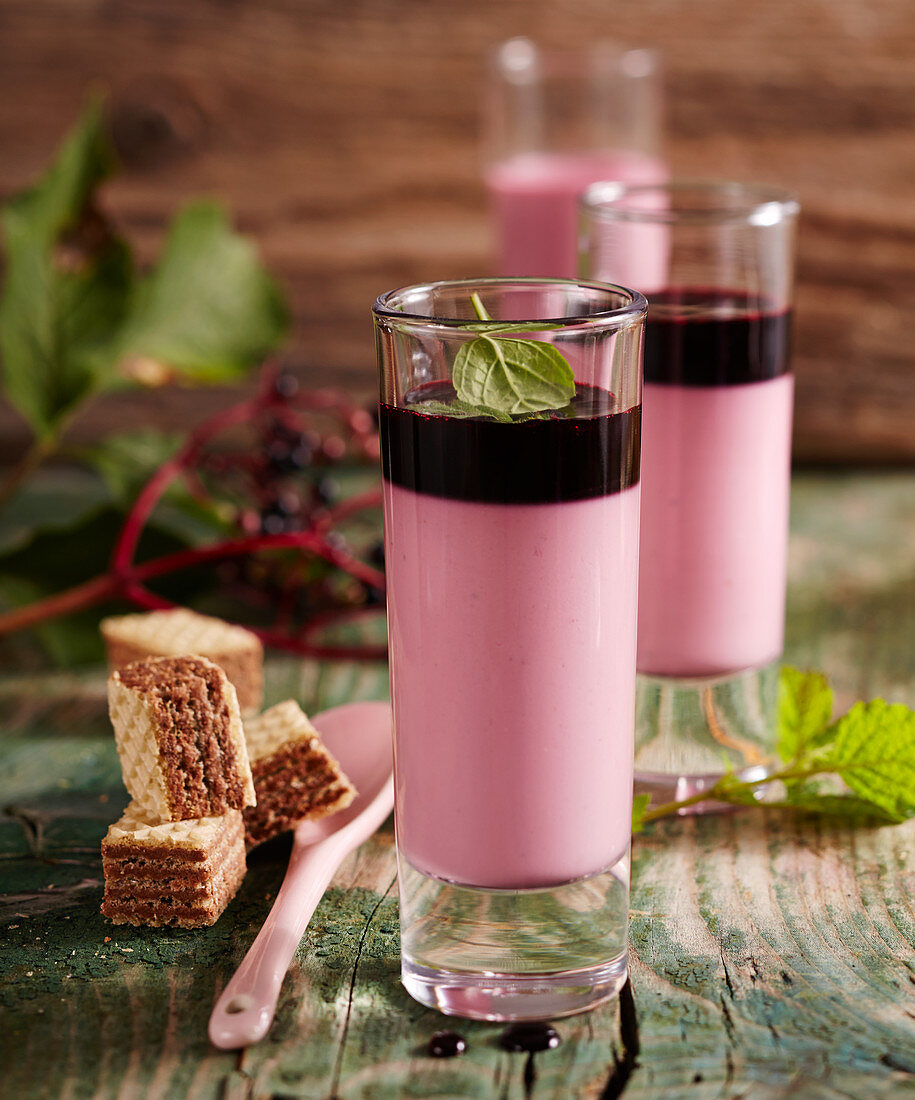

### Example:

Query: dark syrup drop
xmin=499 ymin=1021 xmax=561 ymax=1053
xmin=427 ymin=1030 xmax=467 ymax=1058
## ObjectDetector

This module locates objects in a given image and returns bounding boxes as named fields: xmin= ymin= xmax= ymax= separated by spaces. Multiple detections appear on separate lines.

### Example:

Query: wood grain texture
xmin=0 ymin=0 xmax=912 ymax=463
xmin=1 ymin=471 xmax=914 ymax=1098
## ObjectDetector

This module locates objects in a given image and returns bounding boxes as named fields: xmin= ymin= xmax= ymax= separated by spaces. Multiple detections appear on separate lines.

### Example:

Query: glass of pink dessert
xmin=485 ymin=38 xmax=666 ymax=278
xmin=373 ymin=277 xmax=646 ymax=1020
xmin=581 ymin=181 xmax=800 ymax=804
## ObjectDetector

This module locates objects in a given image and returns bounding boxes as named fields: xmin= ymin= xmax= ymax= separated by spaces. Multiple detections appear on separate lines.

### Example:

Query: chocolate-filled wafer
xmin=101 ymin=608 xmax=263 ymax=715
xmin=243 ymin=700 xmax=357 ymax=847
xmin=101 ymin=803 xmax=246 ymax=928
xmin=108 ymin=655 xmax=256 ymax=822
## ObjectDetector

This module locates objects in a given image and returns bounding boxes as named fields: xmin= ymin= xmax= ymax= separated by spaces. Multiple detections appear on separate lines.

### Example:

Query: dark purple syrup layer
xmin=380 ymin=382 xmax=640 ymax=504
xmin=644 ymin=289 xmax=792 ymax=387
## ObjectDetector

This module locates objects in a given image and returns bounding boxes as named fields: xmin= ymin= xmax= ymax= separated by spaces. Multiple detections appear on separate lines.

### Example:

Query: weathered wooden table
xmin=2 ymin=472 xmax=914 ymax=1099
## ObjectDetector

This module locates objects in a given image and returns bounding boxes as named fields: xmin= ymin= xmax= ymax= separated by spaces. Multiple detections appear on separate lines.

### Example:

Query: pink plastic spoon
xmin=208 ymin=700 xmax=394 ymax=1050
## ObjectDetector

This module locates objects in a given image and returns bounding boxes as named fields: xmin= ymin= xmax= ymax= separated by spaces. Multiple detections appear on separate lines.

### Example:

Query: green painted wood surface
xmin=1 ymin=471 xmax=914 ymax=1099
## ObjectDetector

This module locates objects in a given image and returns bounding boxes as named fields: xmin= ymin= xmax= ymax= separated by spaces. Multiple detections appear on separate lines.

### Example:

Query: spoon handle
xmin=208 ymin=776 xmax=394 ymax=1051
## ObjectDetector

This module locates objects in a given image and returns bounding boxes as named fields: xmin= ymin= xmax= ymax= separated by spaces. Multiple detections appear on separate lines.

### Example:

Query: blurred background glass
xmin=484 ymin=37 xmax=665 ymax=277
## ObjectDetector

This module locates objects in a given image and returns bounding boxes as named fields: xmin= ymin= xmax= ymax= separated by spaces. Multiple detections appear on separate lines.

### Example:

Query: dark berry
xmin=314 ymin=477 xmax=339 ymax=507
xmin=321 ymin=435 xmax=346 ymax=461
xmin=270 ymin=370 xmax=299 ymax=399
xmin=259 ymin=494 xmax=301 ymax=534
xmin=260 ymin=511 xmax=288 ymax=535
xmin=427 ymin=1030 xmax=467 ymax=1058
xmin=499 ymin=1022 xmax=561 ymax=1053
xmin=264 ymin=436 xmax=312 ymax=475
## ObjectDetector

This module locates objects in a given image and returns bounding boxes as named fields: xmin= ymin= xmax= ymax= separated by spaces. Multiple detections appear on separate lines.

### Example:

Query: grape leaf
xmin=79 ymin=430 xmax=229 ymax=546
xmin=0 ymin=99 xmax=290 ymax=447
xmin=777 ymin=666 xmax=834 ymax=762
xmin=114 ymin=202 xmax=289 ymax=385
xmin=0 ymin=468 xmax=114 ymax=556
xmin=0 ymin=98 xmax=132 ymax=440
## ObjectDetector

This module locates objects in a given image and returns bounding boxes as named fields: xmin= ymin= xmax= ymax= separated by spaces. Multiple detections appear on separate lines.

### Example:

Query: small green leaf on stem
xmin=631 ymin=792 xmax=651 ymax=833
xmin=824 ymin=700 xmax=915 ymax=821
xmin=635 ymin=666 xmax=915 ymax=830
xmin=777 ymin=665 xmax=834 ymax=762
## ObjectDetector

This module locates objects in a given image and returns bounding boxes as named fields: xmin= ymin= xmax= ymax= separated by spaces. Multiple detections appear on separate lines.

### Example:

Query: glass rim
xmin=581 ymin=179 xmax=800 ymax=226
xmin=373 ymin=277 xmax=648 ymax=330
xmin=491 ymin=36 xmax=662 ymax=83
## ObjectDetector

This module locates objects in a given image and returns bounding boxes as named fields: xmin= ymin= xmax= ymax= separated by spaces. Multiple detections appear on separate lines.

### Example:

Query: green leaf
xmin=114 ymin=202 xmax=289 ymax=385
xmin=631 ymin=793 xmax=651 ymax=833
xmin=0 ymin=99 xmax=131 ymax=440
xmin=0 ymin=103 xmax=290 ymax=448
xmin=0 ymin=574 xmax=105 ymax=668
xmin=0 ymin=467 xmax=114 ymax=556
xmin=778 ymin=785 xmax=904 ymax=824
xmin=820 ymin=700 xmax=915 ymax=822
xmin=453 ymin=334 xmax=575 ymax=415
xmin=777 ymin=666 xmax=834 ymax=762
xmin=1 ymin=96 xmax=115 ymax=250
xmin=414 ymin=398 xmax=514 ymax=423
xmin=78 ymin=430 xmax=230 ymax=546
xmin=78 ymin=429 xmax=185 ymax=500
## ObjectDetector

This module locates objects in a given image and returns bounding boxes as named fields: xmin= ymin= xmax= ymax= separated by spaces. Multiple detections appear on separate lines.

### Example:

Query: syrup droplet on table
xmin=499 ymin=1022 xmax=561 ymax=1053
xmin=427 ymin=1030 xmax=467 ymax=1057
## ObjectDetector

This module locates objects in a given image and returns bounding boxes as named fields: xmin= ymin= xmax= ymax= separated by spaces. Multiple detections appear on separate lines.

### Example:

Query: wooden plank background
xmin=0 ymin=0 xmax=912 ymax=463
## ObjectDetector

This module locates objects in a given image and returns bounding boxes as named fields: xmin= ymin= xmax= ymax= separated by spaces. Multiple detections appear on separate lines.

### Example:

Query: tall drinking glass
xmin=485 ymin=38 xmax=666 ymax=278
xmin=581 ymin=181 xmax=799 ymax=803
xmin=373 ymin=278 xmax=646 ymax=1019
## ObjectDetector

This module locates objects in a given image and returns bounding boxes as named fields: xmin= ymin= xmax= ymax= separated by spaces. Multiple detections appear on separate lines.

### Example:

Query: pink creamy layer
xmin=637 ymin=375 xmax=794 ymax=678
xmin=383 ymin=481 xmax=639 ymax=890
xmin=486 ymin=150 xmax=668 ymax=278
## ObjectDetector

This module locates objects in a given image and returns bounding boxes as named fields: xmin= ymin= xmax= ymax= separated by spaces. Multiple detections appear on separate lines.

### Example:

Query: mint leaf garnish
xmin=453 ymin=335 xmax=576 ymax=415
xmin=633 ymin=667 xmax=915 ymax=830
xmin=417 ymin=291 xmax=576 ymax=421
xmin=415 ymin=398 xmax=513 ymax=423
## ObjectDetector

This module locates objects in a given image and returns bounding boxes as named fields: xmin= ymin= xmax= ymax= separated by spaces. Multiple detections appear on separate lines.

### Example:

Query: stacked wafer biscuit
xmin=101 ymin=804 xmax=248 ymax=929
xmin=101 ymin=608 xmax=264 ymax=715
xmin=102 ymin=655 xmax=255 ymax=928
xmin=100 ymin=610 xmax=358 ymax=927
xmin=242 ymin=700 xmax=356 ymax=847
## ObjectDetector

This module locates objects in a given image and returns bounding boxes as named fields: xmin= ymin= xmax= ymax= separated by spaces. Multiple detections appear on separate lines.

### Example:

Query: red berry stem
xmin=0 ymin=367 xmax=388 ymax=662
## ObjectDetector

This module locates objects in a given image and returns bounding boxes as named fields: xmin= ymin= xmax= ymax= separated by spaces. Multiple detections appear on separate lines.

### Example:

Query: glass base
xmin=398 ymin=853 xmax=630 ymax=1021
xmin=634 ymin=661 xmax=779 ymax=810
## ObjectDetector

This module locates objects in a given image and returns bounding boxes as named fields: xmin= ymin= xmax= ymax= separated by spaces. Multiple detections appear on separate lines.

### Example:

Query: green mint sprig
xmin=417 ymin=291 xmax=575 ymax=420
xmin=633 ymin=667 xmax=915 ymax=830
